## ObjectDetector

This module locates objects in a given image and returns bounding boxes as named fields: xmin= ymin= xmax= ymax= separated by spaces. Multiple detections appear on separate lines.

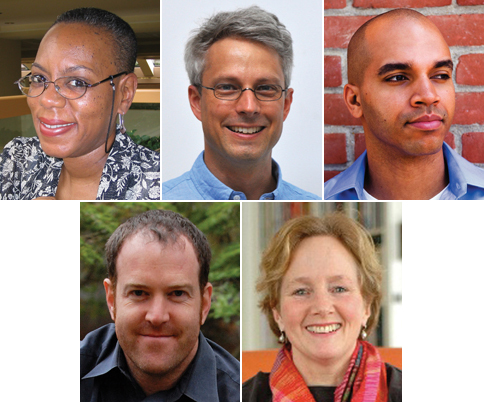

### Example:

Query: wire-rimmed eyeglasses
xmin=14 ymin=71 xmax=128 ymax=100
xmin=200 ymin=83 xmax=287 ymax=101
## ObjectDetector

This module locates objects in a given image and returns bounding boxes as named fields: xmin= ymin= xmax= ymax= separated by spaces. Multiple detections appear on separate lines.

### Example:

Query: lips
xmin=407 ymin=114 xmax=443 ymax=130
xmin=227 ymin=125 xmax=265 ymax=134
xmin=306 ymin=323 xmax=342 ymax=334
xmin=39 ymin=118 xmax=76 ymax=137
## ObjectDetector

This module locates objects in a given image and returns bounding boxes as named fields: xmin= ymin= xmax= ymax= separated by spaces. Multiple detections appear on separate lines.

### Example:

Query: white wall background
xmin=161 ymin=0 xmax=322 ymax=197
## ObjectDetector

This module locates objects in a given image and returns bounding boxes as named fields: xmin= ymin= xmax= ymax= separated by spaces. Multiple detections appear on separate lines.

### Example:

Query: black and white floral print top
xmin=0 ymin=131 xmax=160 ymax=200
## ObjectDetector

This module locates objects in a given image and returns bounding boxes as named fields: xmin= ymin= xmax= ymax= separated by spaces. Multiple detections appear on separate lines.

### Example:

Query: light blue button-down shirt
xmin=324 ymin=142 xmax=484 ymax=200
xmin=163 ymin=151 xmax=321 ymax=200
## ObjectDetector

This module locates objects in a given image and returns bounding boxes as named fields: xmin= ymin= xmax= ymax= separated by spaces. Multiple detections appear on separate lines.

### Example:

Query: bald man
xmin=324 ymin=9 xmax=484 ymax=200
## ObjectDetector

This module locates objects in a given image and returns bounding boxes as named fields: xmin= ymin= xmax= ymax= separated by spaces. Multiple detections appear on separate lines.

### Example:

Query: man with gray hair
xmin=162 ymin=6 xmax=320 ymax=200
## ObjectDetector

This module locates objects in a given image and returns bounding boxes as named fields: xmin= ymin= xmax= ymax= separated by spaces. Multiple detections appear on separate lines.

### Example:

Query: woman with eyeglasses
xmin=0 ymin=8 xmax=160 ymax=200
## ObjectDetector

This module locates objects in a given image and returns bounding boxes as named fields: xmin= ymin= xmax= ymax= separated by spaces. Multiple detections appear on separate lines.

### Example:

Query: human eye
xmin=169 ymin=289 xmax=189 ymax=301
xmin=65 ymin=78 xmax=88 ymax=88
xmin=129 ymin=289 xmax=148 ymax=299
xmin=31 ymin=74 xmax=46 ymax=85
xmin=215 ymin=83 xmax=239 ymax=93
xmin=256 ymin=84 xmax=279 ymax=97
xmin=332 ymin=286 xmax=348 ymax=294
xmin=386 ymin=74 xmax=408 ymax=82
xmin=292 ymin=287 xmax=310 ymax=296
xmin=432 ymin=72 xmax=451 ymax=81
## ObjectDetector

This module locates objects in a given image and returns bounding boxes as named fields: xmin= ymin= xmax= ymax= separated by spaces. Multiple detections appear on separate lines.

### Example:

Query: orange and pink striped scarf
xmin=269 ymin=341 xmax=388 ymax=402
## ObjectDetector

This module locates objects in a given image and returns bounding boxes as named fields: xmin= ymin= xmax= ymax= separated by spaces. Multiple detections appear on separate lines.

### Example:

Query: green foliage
xmin=80 ymin=202 xmax=240 ymax=337
xmin=127 ymin=129 xmax=160 ymax=151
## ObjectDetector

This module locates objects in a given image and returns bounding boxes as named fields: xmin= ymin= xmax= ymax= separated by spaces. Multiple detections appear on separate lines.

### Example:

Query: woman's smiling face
xmin=273 ymin=236 xmax=371 ymax=372
xmin=27 ymin=22 xmax=125 ymax=159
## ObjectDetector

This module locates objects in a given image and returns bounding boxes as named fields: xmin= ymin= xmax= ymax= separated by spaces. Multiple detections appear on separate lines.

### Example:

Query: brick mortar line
xmin=324 ymin=4 xmax=484 ymax=17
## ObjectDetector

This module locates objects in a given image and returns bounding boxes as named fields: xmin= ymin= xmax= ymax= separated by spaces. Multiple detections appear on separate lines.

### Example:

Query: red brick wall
xmin=324 ymin=3 xmax=484 ymax=182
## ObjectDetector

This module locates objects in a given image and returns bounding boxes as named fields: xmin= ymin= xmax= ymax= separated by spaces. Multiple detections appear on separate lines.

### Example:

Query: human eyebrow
xmin=31 ymin=63 xmax=95 ymax=76
xmin=31 ymin=62 xmax=47 ymax=73
xmin=62 ymin=65 xmax=96 ymax=74
xmin=434 ymin=59 xmax=453 ymax=71
xmin=377 ymin=62 xmax=412 ymax=76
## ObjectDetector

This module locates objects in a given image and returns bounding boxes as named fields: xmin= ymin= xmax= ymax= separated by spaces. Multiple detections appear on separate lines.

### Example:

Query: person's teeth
xmin=306 ymin=324 xmax=341 ymax=334
xmin=42 ymin=122 xmax=75 ymax=129
xmin=229 ymin=126 xmax=263 ymax=134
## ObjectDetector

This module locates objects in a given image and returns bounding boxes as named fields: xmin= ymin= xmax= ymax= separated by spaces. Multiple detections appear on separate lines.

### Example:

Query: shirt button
xmin=233 ymin=195 xmax=241 ymax=200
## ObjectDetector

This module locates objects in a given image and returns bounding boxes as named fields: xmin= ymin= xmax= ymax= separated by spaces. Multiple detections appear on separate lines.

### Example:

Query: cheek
xmin=339 ymin=296 xmax=368 ymax=326
xmin=279 ymin=300 xmax=303 ymax=329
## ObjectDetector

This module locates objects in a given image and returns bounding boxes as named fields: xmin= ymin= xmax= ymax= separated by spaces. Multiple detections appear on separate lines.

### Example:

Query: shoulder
xmin=242 ymin=372 xmax=272 ymax=402
xmin=206 ymin=338 xmax=240 ymax=384
xmin=1 ymin=136 xmax=42 ymax=160
xmin=200 ymin=337 xmax=240 ymax=401
xmin=162 ymin=171 xmax=204 ymax=200
xmin=324 ymin=152 xmax=367 ymax=200
xmin=279 ymin=180 xmax=321 ymax=200
xmin=111 ymin=132 xmax=160 ymax=171
xmin=385 ymin=363 xmax=402 ymax=402
xmin=80 ymin=324 xmax=117 ymax=377
xmin=99 ymin=133 xmax=160 ymax=200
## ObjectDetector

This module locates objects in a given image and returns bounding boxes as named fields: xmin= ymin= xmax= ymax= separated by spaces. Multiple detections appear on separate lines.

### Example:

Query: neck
xmin=292 ymin=347 xmax=353 ymax=387
xmin=203 ymin=149 xmax=276 ymax=200
xmin=126 ymin=338 xmax=199 ymax=396
xmin=55 ymin=133 xmax=115 ymax=200
xmin=364 ymin=145 xmax=447 ymax=200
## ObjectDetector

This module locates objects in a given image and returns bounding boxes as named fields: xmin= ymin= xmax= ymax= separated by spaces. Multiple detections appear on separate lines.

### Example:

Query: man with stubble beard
xmin=325 ymin=9 xmax=484 ymax=200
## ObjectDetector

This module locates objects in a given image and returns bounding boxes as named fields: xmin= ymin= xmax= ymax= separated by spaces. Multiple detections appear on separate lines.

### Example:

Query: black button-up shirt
xmin=81 ymin=324 xmax=240 ymax=402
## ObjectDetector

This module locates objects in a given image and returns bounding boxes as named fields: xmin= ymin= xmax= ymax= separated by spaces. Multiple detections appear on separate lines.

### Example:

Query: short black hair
xmin=53 ymin=7 xmax=137 ymax=73
xmin=105 ymin=209 xmax=212 ymax=292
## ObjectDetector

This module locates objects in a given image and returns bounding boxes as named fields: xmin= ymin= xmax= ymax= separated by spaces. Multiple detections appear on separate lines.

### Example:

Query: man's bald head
xmin=347 ymin=9 xmax=444 ymax=86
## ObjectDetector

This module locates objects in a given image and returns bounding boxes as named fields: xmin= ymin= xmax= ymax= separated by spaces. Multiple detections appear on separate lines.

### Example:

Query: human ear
xmin=282 ymin=88 xmax=294 ymax=121
xmin=188 ymin=85 xmax=203 ymax=122
xmin=116 ymin=72 xmax=138 ymax=115
xmin=103 ymin=278 xmax=116 ymax=321
xmin=200 ymin=282 xmax=213 ymax=325
xmin=272 ymin=307 xmax=284 ymax=332
xmin=343 ymin=83 xmax=363 ymax=119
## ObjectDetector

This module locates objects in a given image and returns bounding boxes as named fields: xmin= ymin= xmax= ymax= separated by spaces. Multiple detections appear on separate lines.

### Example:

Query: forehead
xmin=36 ymin=23 xmax=114 ymax=73
xmin=283 ymin=236 xmax=359 ymax=284
xmin=116 ymin=233 xmax=200 ymax=285
xmin=202 ymin=37 xmax=284 ymax=83
xmin=363 ymin=18 xmax=451 ymax=76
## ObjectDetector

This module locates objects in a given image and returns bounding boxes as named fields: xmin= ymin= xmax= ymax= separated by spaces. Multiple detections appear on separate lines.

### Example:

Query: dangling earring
xmin=278 ymin=330 xmax=287 ymax=344
xmin=361 ymin=324 xmax=368 ymax=340
xmin=117 ymin=113 xmax=126 ymax=134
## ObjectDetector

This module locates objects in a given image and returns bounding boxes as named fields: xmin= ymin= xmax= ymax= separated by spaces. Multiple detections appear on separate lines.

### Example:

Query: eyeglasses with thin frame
xmin=14 ymin=71 xmax=128 ymax=100
xmin=200 ymin=83 xmax=287 ymax=101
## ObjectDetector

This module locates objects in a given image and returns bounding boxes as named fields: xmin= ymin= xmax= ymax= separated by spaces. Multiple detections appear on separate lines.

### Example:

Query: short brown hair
xmin=105 ymin=209 xmax=211 ymax=291
xmin=257 ymin=213 xmax=382 ymax=339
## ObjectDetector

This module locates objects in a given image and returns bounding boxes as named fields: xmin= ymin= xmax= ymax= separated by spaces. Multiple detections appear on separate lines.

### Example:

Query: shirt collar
xmin=190 ymin=151 xmax=281 ymax=200
xmin=324 ymin=151 xmax=367 ymax=200
xmin=183 ymin=332 xmax=220 ymax=402
xmin=326 ymin=143 xmax=484 ymax=200
xmin=82 ymin=341 xmax=123 ymax=380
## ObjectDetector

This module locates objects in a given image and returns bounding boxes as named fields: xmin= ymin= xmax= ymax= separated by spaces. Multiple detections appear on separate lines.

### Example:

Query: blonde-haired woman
xmin=243 ymin=214 xmax=401 ymax=402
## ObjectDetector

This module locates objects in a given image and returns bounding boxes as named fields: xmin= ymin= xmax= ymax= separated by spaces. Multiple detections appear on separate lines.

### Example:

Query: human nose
xmin=38 ymin=81 xmax=66 ymax=108
xmin=235 ymin=88 xmax=261 ymax=115
xmin=410 ymin=76 xmax=440 ymax=107
xmin=310 ymin=288 xmax=333 ymax=315
xmin=145 ymin=296 xmax=170 ymax=326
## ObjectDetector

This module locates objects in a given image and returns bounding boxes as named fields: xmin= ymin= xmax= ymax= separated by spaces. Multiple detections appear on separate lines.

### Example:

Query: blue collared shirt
xmin=162 ymin=152 xmax=321 ymax=200
xmin=324 ymin=142 xmax=484 ymax=200
xmin=81 ymin=324 xmax=240 ymax=402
